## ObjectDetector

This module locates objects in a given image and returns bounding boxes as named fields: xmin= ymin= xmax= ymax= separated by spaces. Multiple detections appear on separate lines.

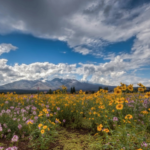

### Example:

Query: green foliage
xmin=0 ymin=86 xmax=150 ymax=149
xmin=104 ymin=87 xmax=108 ymax=90
xmin=70 ymin=86 xmax=76 ymax=94
xmin=47 ymin=89 xmax=53 ymax=94
xmin=98 ymin=87 xmax=102 ymax=90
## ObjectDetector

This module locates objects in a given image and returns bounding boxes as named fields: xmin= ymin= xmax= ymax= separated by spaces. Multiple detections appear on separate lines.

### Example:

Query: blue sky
xmin=0 ymin=33 xmax=134 ymax=66
xmin=0 ymin=32 xmax=106 ymax=65
xmin=0 ymin=0 xmax=150 ymax=87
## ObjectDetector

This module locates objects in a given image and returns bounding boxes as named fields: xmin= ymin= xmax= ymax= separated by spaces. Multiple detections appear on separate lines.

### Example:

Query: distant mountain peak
xmin=0 ymin=78 xmax=116 ymax=91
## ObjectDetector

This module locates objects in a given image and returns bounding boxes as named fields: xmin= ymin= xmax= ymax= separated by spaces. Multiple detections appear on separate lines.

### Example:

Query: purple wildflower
xmin=30 ymin=95 xmax=33 ymax=98
xmin=11 ymin=135 xmax=19 ymax=142
xmin=15 ymin=107 xmax=20 ymax=111
xmin=141 ymin=142 xmax=148 ymax=147
xmin=0 ymin=147 xmax=4 ymax=150
xmin=18 ymin=124 xmax=22 ymax=130
xmin=32 ymin=106 xmax=37 ymax=110
xmin=57 ymin=107 xmax=60 ymax=111
xmin=6 ymin=146 xmax=18 ymax=150
xmin=55 ymin=120 xmax=59 ymax=123
xmin=46 ymin=114 xmax=50 ymax=117
xmin=113 ymin=117 xmax=118 ymax=122
xmin=34 ymin=116 xmax=38 ymax=120
xmin=8 ymin=129 xmax=11 ymax=132
xmin=0 ymin=127 xmax=3 ymax=132
xmin=6 ymin=109 xmax=11 ymax=114
xmin=3 ymin=123 xmax=7 ymax=128
xmin=12 ymin=146 xmax=18 ymax=150
xmin=25 ymin=106 xmax=30 ymax=110
xmin=22 ymin=117 xmax=26 ymax=121
xmin=1 ymin=110 xmax=5 ymax=113
xmin=41 ymin=104 xmax=45 ymax=107
xmin=21 ymin=109 xmax=26 ymax=113
xmin=33 ymin=111 xmax=36 ymax=115
xmin=26 ymin=119 xmax=34 ymax=124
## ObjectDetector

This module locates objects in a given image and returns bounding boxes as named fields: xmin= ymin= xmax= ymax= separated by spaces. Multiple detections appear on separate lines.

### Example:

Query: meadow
xmin=0 ymin=83 xmax=150 ymax=150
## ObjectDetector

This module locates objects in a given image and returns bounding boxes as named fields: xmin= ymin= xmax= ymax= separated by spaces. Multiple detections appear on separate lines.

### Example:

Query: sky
xmin=0 ymin=0 xmax=150 ymax=87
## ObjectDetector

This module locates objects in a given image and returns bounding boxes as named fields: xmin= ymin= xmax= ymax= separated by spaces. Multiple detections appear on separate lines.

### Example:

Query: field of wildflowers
xmin=0 ymin=83 xmax=150 ymax=150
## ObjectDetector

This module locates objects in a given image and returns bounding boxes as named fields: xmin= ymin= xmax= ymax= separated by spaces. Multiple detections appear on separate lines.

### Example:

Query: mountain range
xmin=0 ymin=78 xmax=116 ymax=91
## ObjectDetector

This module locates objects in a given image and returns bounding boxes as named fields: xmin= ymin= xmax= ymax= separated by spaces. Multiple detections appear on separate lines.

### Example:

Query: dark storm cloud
xmin=83 ymin=0 xmax=149 ymax=26
xmin=0 ymin=0 xmax=91 ymax=36
xmin=103 ymin=5 xmax=112 ymax=16
xmin=121 ymin=0 xmax=150 ymax=9
xmin=105 ymin=0 xmax=150 ymax=25
xmin=1 ymin=0 xmax=146 ymax=37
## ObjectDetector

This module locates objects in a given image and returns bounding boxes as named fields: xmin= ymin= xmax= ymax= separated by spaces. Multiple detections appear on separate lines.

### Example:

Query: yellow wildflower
xmin=125 ymin=114 xmax=133 ymax=120
xmin=41 ymin=130 xmax=45 ymax=134
xmin=103 ymin=128 xmax=109 ymax=133
xmin=116 ymin=104 xmax=123 ymax=110
xmin=38 ymin=124 xmax=43 ymax=128
xmin=43 ymin=125 xmax=47 ymax=129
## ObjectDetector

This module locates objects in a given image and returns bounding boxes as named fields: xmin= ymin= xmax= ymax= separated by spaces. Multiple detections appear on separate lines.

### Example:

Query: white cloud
xmin=0 ymin=56 xmax=150 ymax=86
xmin=110 ymin=71 xmax=126 ymax=78
xmin=0 ymin=43 xmax=18 ymax=55
xmin=73 ymin=46 xmax=92 ymax=55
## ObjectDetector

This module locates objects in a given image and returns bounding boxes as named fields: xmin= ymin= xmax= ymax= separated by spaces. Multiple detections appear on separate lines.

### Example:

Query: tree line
xmin=46 ymin=86 xmax=150 ymax=94
xmin=46 ymin=86 xmax=108 ymax=94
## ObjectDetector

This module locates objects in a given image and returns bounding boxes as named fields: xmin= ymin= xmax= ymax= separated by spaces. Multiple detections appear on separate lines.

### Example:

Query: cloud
xmin=104 ymin=29 xmax=150 ymax=67
xmin=0 ymin=43 xmax=18 ymax=55
xmin=60 ymin=51 xmax=67 ymax=54
xmin=0 ymin=0 xmax=150 ymax=56
xmin=0 ymin=57 xmax=150 ymax=86
xmin=73 ymin=46 xmax=92 ymax=55
xmin=110 ymin=71 xmax=126 ymax=78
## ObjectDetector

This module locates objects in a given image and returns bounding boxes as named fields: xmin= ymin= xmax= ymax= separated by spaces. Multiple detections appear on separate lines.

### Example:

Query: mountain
xmin=0 ymin=80 xmax=54 ymax=90
xmin=0 ymin=78 xmax=116 ymax=91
